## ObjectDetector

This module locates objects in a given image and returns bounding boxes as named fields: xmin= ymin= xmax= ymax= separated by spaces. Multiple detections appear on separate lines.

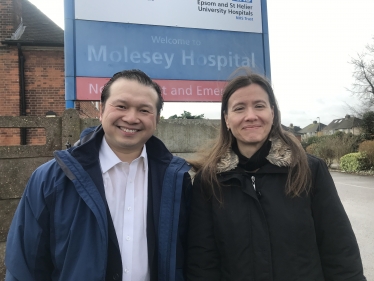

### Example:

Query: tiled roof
xmin=282 ymin=124 xmax=302 ymax=135
xmin=323 ymin=115 xmax=362 ymax=132
xmin=298 ymin=122 xmax=326 ymax=134
xmin=3 ymin=0 xmax=63 ymax=46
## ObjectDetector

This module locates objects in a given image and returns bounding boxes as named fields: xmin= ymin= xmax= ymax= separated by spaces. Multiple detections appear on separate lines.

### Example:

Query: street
xmin=331 ymin=171 xmax=374 ymax=280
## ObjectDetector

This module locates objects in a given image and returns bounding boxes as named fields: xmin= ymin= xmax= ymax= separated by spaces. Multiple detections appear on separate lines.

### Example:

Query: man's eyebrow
xmin=110 ymin=100 xmax=155 ymax=108
xmin=138 ymin=103 xmax=154 ymax=109
xmin=110 ymin=99 xmax=128 ymax=104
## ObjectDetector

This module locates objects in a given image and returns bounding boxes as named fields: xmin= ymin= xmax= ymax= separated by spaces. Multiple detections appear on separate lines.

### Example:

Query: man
xmin=5 ymin=69 xmax=191 ymax=281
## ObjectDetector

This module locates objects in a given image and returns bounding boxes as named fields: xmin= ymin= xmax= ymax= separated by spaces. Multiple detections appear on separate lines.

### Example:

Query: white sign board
xmin=75 ymin=0 xmax=262 ymax=33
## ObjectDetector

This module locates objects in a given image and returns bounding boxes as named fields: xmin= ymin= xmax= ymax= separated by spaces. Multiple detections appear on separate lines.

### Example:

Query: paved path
xmin=331 ymin=171 xmax=374 ymax=280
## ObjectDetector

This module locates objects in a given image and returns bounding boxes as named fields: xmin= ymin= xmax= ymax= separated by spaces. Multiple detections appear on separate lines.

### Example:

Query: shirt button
xmin=124 ymin=268 xmax=129 ymax=273
xmin=112 ymin=273 xmax=120 ymax=280
xmin=127 ymin=207 xmax=132 ymax=211
xmin=126 ymin=236 xmax=130 ymax=241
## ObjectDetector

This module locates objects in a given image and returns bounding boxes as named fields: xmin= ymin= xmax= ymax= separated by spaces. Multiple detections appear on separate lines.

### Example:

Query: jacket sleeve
xmin=311 ymin=158 xmax=366 ymax=281
xmin=5 ymin=167 xmax=54 ymax=281
xmin=186 ymin=175 xmax=221 ymax=281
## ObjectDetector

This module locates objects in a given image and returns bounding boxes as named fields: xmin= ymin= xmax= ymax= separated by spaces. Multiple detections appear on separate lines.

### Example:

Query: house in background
xmin=0 ymin=0 xmax=99 ymax=145
xmin=322 ymin=115 xmax=362 ymax=136
xmin=298 ymin=120 xmax=326 ymax=141
xmin=282 ymin=123 xmax=302 ymax=141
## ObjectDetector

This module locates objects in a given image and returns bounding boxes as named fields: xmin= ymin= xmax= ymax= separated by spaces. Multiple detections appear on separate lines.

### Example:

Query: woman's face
xmin=224 ymin=83 xmax=274 ymax=157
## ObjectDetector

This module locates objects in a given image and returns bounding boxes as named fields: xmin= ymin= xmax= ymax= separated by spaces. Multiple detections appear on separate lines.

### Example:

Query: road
xmin=331 ymin=171 xmax=374 ymax=280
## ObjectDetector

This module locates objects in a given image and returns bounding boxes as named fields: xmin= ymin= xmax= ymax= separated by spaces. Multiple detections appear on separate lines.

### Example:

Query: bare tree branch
xmin=347 ymin=37 xmax=374 ymax=111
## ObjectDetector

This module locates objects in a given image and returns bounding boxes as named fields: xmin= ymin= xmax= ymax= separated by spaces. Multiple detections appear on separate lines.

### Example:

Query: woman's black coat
xmin=187 ymin=138 xmax=366 ymax=281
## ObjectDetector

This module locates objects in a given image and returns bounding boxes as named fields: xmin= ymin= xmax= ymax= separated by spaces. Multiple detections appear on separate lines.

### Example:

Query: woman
xmin=187 ymin=72 xmax=366 ymax=281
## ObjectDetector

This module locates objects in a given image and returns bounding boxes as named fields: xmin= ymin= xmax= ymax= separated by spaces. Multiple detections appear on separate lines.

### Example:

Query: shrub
xmin=340 ymin=152 xmax=370 ymax=172
xmin=306 ymin=140 xmax=335 ymax=167
xmin=331 ymin=132 xmax=361 ymax=159
xmin=304 ymin=132 xmax=360 ymax=167
xmin=315 ymin=145 xmax=335 ymax=167
xmin=306 ymin=143 xmax=317 ymax=155
xmin=301 ymin=136 xmax=320 ymax=150
xmin=358 ymin=140 xmax=374 ymax=168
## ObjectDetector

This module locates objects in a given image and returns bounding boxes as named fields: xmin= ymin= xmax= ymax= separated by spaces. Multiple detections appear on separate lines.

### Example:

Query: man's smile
xmin=118 ymin=126 xmax=139 ymax=133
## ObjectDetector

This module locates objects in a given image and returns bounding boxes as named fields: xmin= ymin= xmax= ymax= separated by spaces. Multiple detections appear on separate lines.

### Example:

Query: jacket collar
xmin=217 ymin=135 xmax=292 ymax=173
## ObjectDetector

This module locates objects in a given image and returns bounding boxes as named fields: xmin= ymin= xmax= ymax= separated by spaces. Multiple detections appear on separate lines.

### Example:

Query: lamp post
xmin=317 ymin=117 xmax=320 ymax=136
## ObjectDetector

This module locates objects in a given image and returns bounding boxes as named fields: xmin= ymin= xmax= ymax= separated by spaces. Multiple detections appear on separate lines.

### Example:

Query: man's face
xmin=100 ymin=78 xmax=158 ymax=160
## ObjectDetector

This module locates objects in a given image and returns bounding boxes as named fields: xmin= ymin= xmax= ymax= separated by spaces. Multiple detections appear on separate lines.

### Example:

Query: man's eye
xmin=140 ymin=109 xmax=150 ymax=113
xmin=233 ymin=107 xmax=244 ymax=111
xmin=116 ymin=105 xmax=126 ymax=109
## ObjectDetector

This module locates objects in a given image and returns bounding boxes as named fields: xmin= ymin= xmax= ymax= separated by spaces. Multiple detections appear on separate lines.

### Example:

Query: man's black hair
xmin=101 ymin=69 xmax=163 ymax=117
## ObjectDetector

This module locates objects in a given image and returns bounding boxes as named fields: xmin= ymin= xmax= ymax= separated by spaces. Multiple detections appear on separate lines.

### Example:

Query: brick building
xmin=0 ymin=0 xmax=99 ymax=145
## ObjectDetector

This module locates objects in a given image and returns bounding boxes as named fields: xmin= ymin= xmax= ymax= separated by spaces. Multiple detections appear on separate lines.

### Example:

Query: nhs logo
xmin=232 ymin=0 xmax=252 ymax=2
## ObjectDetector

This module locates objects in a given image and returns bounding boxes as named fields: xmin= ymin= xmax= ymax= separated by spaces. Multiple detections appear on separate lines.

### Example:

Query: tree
xmin=168 ymin=111 xmax=205 ymax=119
xmin=348 ymin=38 xmax=374 ymax=115
xmin=361 ymin=111 xmax=374 ymax=139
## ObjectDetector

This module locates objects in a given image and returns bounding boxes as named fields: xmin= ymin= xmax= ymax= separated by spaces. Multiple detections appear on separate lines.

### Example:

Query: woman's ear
xmin=224 ymin=112 xmax=229 ymax=130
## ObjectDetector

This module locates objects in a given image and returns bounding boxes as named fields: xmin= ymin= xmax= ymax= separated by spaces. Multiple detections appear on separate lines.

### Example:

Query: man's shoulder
xmin=33 ymin=158 xmax=61 ymax=177
xmin=146 ymin=135 xmax=173 ymax=161
xmin=24 ymin=157 xmax=68 ymax=198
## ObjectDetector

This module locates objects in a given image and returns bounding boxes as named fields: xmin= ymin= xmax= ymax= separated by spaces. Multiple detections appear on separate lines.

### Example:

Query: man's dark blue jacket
xmin=5 ymin=125 xmax=191 ymax=281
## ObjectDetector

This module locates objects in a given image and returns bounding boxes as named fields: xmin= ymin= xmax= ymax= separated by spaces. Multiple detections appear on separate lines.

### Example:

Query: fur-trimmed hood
xmin=217 ymin=136 xmax=292 ymax=173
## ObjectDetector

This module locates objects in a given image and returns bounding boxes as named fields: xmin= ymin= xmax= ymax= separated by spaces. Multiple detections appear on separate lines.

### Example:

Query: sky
xmin=29 ymin=0 xmax=374 ymax=128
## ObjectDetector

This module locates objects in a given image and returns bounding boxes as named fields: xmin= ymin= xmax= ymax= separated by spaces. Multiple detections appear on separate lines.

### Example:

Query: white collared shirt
xmin=99 ymin=137 xmax=150 ymax=281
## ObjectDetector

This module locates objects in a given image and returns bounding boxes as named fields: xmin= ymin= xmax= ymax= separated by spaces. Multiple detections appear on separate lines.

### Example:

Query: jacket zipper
xmin=251 ymin=176 xmax=262 ymax=199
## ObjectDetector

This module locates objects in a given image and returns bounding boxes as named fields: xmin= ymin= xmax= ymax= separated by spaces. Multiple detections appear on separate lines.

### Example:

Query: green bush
xmin=340 ymin=152 xmax=370 ymax=172
xmin=358 ymin=140 xmax=374 ymax=168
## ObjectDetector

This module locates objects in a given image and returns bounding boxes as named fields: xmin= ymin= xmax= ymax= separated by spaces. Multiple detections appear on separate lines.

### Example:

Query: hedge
xmin=340 ymin=152 xmax=370 ymax=172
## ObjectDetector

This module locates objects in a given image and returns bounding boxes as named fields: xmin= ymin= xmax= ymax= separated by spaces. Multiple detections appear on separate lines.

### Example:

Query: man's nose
xmin=122 ymin=108 xmax=139 ymax=123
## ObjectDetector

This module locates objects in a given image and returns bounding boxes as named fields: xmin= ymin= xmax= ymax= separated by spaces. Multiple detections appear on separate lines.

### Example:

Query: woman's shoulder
xmin=306 ymin=154 xmax=329 ymax=174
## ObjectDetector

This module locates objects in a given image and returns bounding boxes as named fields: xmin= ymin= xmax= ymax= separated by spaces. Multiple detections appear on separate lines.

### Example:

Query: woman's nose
xmin=244 ymin=108 xmax=257 ymax=121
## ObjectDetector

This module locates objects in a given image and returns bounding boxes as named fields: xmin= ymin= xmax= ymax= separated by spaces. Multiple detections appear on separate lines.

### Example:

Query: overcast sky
xmin=29 ymin=0 xmax=374 ymax=128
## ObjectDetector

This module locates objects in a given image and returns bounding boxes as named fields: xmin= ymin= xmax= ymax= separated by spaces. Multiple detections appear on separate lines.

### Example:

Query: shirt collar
xmin=99 ymin=136 xmax=148 ymax=173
